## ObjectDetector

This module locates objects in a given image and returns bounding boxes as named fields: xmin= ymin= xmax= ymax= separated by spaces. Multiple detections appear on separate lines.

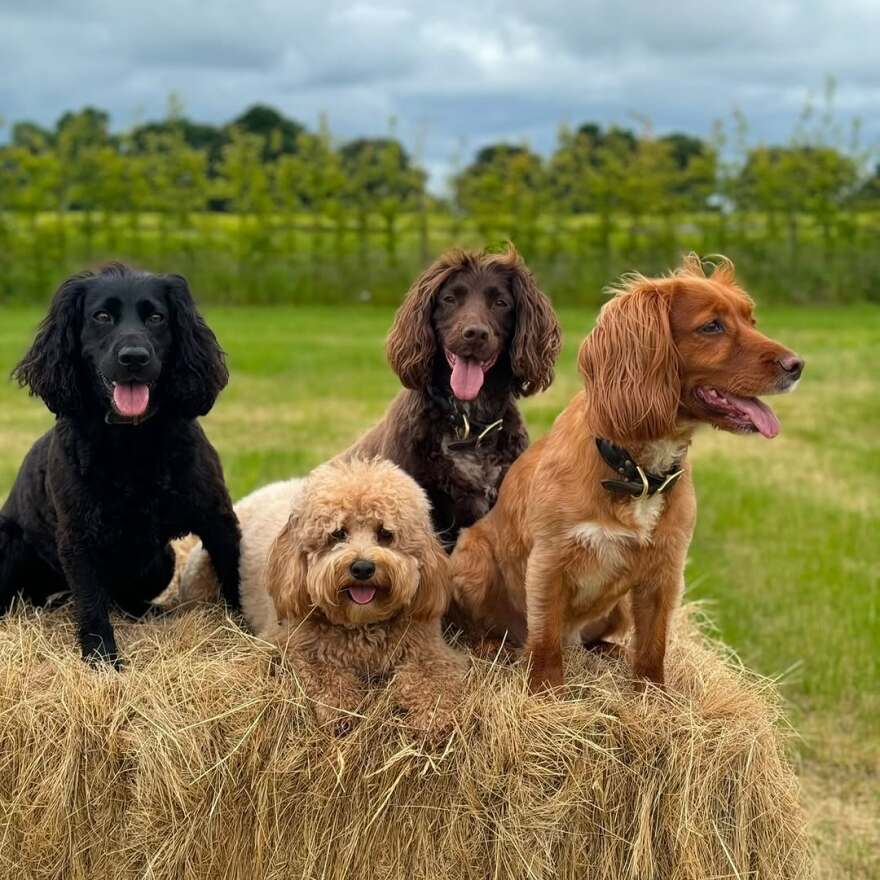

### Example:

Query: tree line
xmin=1 ymin=85 xmax=878 ymax=304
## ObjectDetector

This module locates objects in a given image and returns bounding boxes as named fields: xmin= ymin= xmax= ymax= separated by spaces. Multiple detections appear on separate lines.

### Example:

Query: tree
xmin=54 ymin=107 xmax=112 ymax=157
xmin=228 ymin=104 xmax=305 ymax=161
xmin=11 ymin=121 xmax=54 ymax=152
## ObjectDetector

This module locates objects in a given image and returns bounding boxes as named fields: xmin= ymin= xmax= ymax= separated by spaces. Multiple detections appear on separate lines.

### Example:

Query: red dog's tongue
xmin=450 ymin=357 xmax=485 ymax=401
xmin=113 ymin=383 xmax=150 ymax=418
xmin=347 ymin=586 xmax=376 ymax=605
xmin=728 ymin=393 xmax=780 ymax=439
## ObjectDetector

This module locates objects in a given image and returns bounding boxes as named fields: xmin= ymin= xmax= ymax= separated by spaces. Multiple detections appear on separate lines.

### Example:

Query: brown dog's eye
xmin=330 ymin=528 xmax=347 ymax=544
xmin=441 ymin=293 xmax=456 ymax=305
xmin=494 ymin=298 xmax=510 ymax=308
xmin=377 ymin=526 xmax=394 ymax=546
xmin=699 ymin=319 xmax=724 ymax=335
xmin=93 ymin=310 xmax=112 ymax=323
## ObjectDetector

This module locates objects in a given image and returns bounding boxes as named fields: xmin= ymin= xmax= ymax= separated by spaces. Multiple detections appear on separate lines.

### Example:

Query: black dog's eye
xmin=330 ymin=528 xmax=347 ymax=544
xmin=377 ymin=526 xmax=394 ymax=546
xmin=93 ymin=310 xmax=113 ymax=324
xmin=147 ymin=313 xmax=165 ymax=325
xmin=699 ymin=319 xmax=724 ymax=335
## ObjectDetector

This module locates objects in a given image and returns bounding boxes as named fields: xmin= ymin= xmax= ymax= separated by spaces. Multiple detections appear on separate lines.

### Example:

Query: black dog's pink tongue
xmin=450 ymin=357 xmax=484 ymax=401
xmin=113 ymin=383 xmax=150 ymax=418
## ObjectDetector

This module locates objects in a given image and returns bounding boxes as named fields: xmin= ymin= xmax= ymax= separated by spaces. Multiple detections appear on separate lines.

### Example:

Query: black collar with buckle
xmin=595 ymin=437 xmax=684 ymax=498
xmin=426 ymin=385 xmax=505 ymax=452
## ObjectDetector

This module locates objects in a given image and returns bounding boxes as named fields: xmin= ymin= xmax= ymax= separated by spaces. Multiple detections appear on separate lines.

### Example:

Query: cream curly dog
xmin=180 ymin=458 xmax=466 ymax=736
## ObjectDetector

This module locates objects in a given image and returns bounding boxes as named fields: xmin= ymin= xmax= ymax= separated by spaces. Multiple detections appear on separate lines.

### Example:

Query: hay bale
xmin=0 ymin=603 xmax=811 ymax=880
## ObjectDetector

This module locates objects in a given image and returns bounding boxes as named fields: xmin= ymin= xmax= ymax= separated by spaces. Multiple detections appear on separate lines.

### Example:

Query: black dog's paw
xmin=80 ymin=635 xmax=123 ymax=670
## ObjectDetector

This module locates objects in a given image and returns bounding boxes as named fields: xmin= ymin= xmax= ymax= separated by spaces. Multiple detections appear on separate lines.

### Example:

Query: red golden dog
xmin=451 ymin=255 xmax=803 ymax=691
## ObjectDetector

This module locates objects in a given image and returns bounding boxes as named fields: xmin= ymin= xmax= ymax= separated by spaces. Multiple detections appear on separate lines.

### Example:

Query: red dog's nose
xmin=777 ymin=354 xmax=804 ymax=380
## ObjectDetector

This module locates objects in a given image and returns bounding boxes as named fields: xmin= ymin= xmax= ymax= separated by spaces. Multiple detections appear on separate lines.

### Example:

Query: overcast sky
xmin=1 ymin=0 xmax=877 ymax=190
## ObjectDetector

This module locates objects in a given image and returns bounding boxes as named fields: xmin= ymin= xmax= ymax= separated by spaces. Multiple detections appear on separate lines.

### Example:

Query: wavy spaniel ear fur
xmin=503 ymin=247 xmax=561 ymax=396
xmin=163 ymin=274 xmax=228 ymax=418
xmin=385 ymin=253 xmax=461 ymax=389
xmin=13 ymin=272 xmax=90 ymax=416
xmin=578 ymin=277 xmax=681 ymax=443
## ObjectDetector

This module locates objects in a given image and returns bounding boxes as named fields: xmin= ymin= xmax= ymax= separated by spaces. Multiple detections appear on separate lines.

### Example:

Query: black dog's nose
xmin=349 ymin=559 xmax=375 ymax=581
xmin=462 ymin=324 xmax=490 ymax=343
xmin=777 ymin=354 xmax=804 ymax=380
xmin=118 ymin=346 xmax=151 ymax=370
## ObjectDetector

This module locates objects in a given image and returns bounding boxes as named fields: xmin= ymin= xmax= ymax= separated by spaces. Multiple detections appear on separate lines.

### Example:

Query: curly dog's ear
xmin=409 ymin=531 xmax=452 ymax=622
xmin=505 ymin=247 xmax=561 ymax=397
xmin=386 ymin=254 xmax=460 ymax=389
xmin=13 ymin=273 xmax=88 ymax=416
xmin=578 ymin=278 xmax=680 ymax=443
xmin=162 ymin=274 xmax=228 ymax=418
xmin=265 ymin=512 xmax=311 ymax=622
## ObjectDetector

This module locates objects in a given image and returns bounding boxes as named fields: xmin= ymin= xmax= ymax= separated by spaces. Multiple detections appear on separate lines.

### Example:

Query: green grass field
xmin=1 ymin=302 xmax=878 ymax=876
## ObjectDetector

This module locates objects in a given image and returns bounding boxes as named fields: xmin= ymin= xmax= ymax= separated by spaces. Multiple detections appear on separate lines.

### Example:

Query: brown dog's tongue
xmin=450 ymin=357 xmax=484 ymax=401
xmin=113 ymin=383 xmax=150 ymax=418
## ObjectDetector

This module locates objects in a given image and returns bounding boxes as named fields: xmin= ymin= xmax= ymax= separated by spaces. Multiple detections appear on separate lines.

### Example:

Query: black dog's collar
xmin=426 ymin=385 xmax=505 ymax=451
xmin=595 ymin=437 xmax=683 ymax=498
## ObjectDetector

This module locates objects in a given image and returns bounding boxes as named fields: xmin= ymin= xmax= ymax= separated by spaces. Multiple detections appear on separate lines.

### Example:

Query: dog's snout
xmin=117 ymin=345 xmax=152 ymax=370
xmin=349 ymin=559 xmax=375 ymax=581
xmin=777 ymin=354 xmax=804 ymax=380
xmin=462 ymin=323 xmax=490 ymax=343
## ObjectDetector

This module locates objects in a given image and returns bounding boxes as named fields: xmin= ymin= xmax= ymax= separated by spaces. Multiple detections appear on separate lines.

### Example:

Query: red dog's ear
xmin=386 ymin=252 xmax=462 ymax=389
xmin=578 ymin=279 xmax=680 ymax=443
xmin=265 ymin=513 xmax=311 ymax=622
xmin=409 ymin=532 xmax=451 ymax=622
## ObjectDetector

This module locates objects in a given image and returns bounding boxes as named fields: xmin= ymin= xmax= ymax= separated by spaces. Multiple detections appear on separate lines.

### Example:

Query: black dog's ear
xmin=162 ymin=274 xmax=228 ymax=418
xmin=13 ymin=274 xmax=88 ymax=416
xmin=507 ymin=251 xmax=561 ymax=397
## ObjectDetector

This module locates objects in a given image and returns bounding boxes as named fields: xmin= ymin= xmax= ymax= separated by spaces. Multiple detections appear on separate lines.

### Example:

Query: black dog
xmin=0 ymin=263 xmax=240 ymax=665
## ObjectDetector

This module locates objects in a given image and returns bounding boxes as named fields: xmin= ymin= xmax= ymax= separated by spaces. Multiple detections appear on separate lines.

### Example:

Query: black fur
xmin=1 ymin=264 xmax=240 ymax=666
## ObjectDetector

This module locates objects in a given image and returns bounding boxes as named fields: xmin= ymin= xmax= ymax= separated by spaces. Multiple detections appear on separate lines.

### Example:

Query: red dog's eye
xmin=699 ymin=319 xmax=724 ymax=334
xmin=330 ymin=528 xmax=347 ymax=543
xmin=377 ymin=526 xmax=394 ymax=545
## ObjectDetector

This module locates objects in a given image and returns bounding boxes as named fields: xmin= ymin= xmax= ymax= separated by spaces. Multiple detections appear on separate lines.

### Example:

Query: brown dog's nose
xmin=777 ymin=354 xmax=804 ymax=380
xmin=462 ymin=324 xmax=490 ymax=343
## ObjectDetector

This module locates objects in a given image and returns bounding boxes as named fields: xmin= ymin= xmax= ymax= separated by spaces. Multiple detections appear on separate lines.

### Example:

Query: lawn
xmin=1 ymin=302 xmax=878 ymax=877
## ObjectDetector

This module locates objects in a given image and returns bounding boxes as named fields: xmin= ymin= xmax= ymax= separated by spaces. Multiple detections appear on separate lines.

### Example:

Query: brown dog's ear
xmin=578 ymin=279 xmax=680 ymax=443
xmin=265 ymin=513 xmax=311 ymax=622
xmin=386 ymin=254 xmax=460 ymax=389
xmin=506 ymin=247 xmax=561 ymax=397
xmin=409 ymin=532 xmax=451 ymax=622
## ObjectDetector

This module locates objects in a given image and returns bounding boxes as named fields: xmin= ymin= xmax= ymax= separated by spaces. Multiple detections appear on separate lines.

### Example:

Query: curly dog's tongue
xmin=347 ymin=586 xmax=376 ymax=605
xmin=450 ymin=357 xmax=485 ymax=401
xmin=113 ymin=383 xmax=150 ymax=418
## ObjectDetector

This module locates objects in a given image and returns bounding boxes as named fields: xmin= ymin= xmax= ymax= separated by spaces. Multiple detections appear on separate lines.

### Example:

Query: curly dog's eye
xmin=330 ymin=528 xmax=347 ymax=544
xmin=93 ymin=310 xmax=113 ymax=324
xmin=699 ymin=319 xmax=724 ymax=335
xmin=147 ymin=313 xmax=165 ymax=325
xmin=376 ymin=526 xmax=394 ymax=546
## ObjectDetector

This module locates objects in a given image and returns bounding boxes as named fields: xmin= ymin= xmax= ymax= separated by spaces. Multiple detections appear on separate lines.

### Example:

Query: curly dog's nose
xmin=118 ymin=346 xmax=151 ymax=370
xmin=349 ymin=559 xmax=375 ymax=581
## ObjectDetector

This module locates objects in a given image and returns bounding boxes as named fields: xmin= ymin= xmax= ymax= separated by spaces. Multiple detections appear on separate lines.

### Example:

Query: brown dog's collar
xmin=595 ymin=438 xmax=683 ymax=498
xmin=426 ymin=385 xmax=505 ymax=451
